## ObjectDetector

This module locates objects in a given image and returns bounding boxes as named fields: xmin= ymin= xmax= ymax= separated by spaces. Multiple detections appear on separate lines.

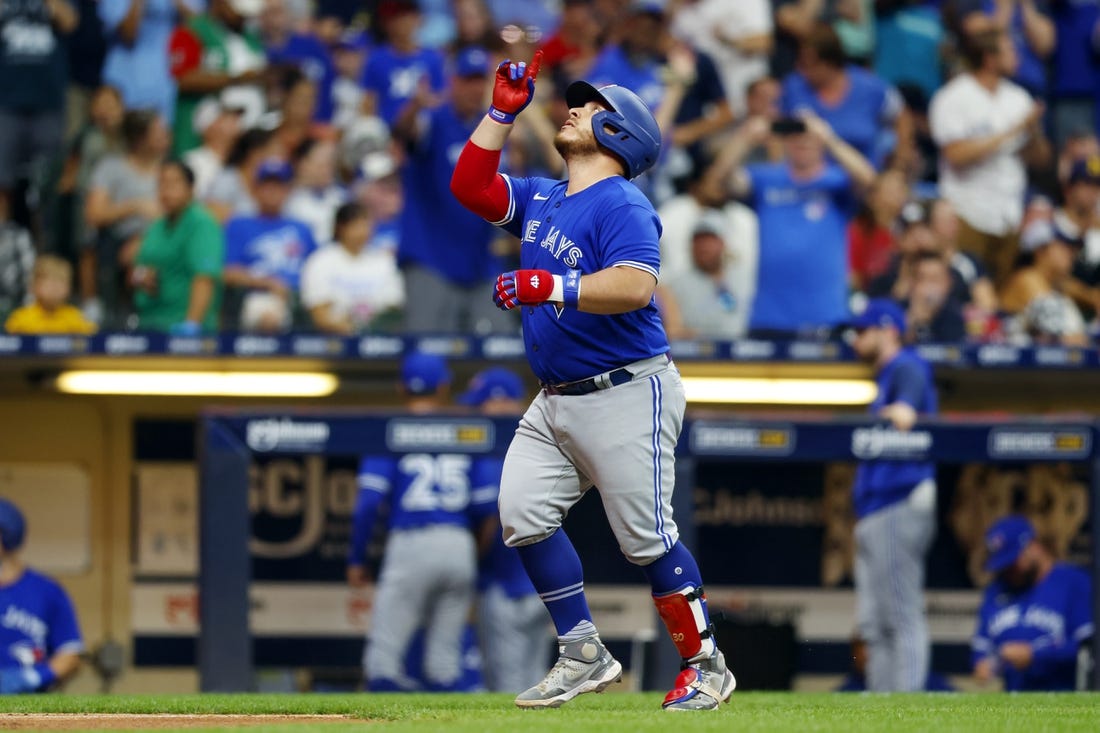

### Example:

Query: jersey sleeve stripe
xmin=610 ymin=260 xmax=659 ymax=280
xmin=55 ymin=640 xmax=85 ymax=655
xmin=358 ymin=475 xmax=390 ymax=492
xmin=971 ymin=637 xmax=993 ymax=653
xmin=487 ymin=174 xmax=516 ymax=226
xmin=470 ymin=487 xmax=498 ymax=503
xmin=1074 ymin=623 xmax=1095 ymax=642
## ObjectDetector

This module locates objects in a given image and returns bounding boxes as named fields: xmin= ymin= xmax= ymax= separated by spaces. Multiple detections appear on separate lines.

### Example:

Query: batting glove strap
xmin=487 ymin=105 xmax=517 ymax=125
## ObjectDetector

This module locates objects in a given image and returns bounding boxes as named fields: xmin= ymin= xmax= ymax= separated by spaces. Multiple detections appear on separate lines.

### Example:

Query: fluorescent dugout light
xmin=56 ymin=370 xmax=338 ymax=397
xmin=682 ymin=377 xmax=877 ymax=406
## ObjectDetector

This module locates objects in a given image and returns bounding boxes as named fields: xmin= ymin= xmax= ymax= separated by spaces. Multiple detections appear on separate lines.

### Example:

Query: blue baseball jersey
xmin=781 ymin=65 xmax=900 ymax=165
xmin=267 ymin=33 xmax=337 ymax=122
xmin=494 ymin=174 xmax=670 ymax=383
xmin=400 ymin=104 xmax=500 ymax=286
xmin=746 ymin=163 xmax=854 ymax=332
xmin=972 ymin=563 xmax=1093 ymax=691
xmin=224 ymin=216 xmax=318 ymax=291
xmin=360 ymin=45 xmax=446 ymax=125
xmin=853 ymin=348 xmax=938 ymax=518
xmin=0 ymin=570 xmax=82 ymax=676
xmin=348 ymin=452 xmax=480 ymax=565
xmin=468 ymin=457 xmax=537 ymax=599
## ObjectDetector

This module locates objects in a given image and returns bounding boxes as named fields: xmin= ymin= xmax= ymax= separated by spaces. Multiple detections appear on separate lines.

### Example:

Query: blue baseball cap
xmin=983 ymin=515 xmax=1036 ymax=573
xmin=458 ymin=367 xmax=526 ymax=406
xmin=255 ymin=158 xmax=294 ymax=184
xmin=0 ymin=499 xmax=26 ymax=552
xmin=401 ymin=352 xmax=450 ymax=395
xmin=847 ymin=298 xmax=906 ymax=333
xmin=454 ymin=46 xmax=490 ymax=77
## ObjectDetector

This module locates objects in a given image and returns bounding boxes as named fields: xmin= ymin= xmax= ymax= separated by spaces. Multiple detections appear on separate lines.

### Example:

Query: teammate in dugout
xmin=450 ymin=52 xmax=736 ymax=710
xmin=459 ymin=367 xmax=553 ymax=693
xmin=347 ymin=352 xmax=485 ymax=691
xmin=848 ymin=299 xmax=938 ymax=692
xmin=0 ymin=499 xmax=83 ymax=694
xmin=972 ymin=515 xmax=1093 ymax=691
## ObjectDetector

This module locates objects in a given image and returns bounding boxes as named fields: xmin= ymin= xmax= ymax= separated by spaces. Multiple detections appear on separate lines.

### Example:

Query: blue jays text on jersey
xmin=973 ymin=563 xmax=1093 ymax=691
xmin=0 ymin=570 xmax=82 ymax=674
xmin=347 ymin=452 xmax=496 ymax=565
xmin=492 ymin=174 xmax=670 ymax=384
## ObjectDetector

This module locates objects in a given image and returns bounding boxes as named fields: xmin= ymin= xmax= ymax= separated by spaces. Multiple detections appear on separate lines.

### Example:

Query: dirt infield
xmin=0 ymin=714 xmax=355 ymax=729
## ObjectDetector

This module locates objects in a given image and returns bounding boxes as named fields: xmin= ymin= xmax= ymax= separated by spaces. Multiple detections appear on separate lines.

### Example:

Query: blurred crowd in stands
xmin=1 ymin=0 xmax=1100 ymax=346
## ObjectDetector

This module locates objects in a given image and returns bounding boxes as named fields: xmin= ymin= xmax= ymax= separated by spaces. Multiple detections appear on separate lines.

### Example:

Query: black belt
xmin=542 ymin=367 xmax=634 ymax=396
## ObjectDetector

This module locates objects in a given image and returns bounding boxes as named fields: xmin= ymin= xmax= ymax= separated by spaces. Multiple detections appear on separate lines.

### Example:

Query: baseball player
xmin=346 ymin=352 xmax=481 ymax=691
xmin=973 ymin=515 xmax=1093 ymax=691
xmin=459 ymin=367 xmax=554 ymax=693
xmin=0 ymin=499 xmax=83 ymax=694
xmin=848 ymin=299 xmax=938 ymax=692
xmin=450 ymin=52 xmax=735 ymax=711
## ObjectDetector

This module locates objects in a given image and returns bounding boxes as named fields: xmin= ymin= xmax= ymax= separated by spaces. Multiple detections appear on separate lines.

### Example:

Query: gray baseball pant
xmin=854 ymin=479 xmax=936 ymax=692
xmin=365 ymin=525 xmax=476 ymax=688
xmin=477 ymin=585 xmax=553 ymax=692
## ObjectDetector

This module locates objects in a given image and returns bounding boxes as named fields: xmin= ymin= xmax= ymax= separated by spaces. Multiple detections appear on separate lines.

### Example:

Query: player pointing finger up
xmin=450 ymin=56 xmax=735 ymax=712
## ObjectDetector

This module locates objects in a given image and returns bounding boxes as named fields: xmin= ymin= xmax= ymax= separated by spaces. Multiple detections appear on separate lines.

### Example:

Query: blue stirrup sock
xmin=518 ymin=528 xmax=597 ymax=641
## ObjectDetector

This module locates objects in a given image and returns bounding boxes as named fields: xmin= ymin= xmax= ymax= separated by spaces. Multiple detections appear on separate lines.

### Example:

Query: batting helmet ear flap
xmin=565 ymin=81 xmax=661 ymax=179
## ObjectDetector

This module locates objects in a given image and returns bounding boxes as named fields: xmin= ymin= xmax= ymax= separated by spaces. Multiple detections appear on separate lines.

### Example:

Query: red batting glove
xmin=494 ymin=269 xmax=553 ymax=310
xmin=487 ymin=51 xmax=542 ymax=124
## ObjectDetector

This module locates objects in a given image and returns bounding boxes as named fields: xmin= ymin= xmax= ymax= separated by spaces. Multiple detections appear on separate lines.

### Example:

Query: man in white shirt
xmin=928 ymin=26 xmax=1049 ymax=288
xmin=670 ymin=0 xmax=773 ymax=116
xmin=300 ymin=202 xmax=404 ymax=334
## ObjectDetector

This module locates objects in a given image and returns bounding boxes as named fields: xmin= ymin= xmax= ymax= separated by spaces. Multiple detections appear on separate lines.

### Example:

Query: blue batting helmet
xmin=0 ymin=499 xmax=25 ymax=552
xmin=565 ymin=81 xmax=661 ymax=179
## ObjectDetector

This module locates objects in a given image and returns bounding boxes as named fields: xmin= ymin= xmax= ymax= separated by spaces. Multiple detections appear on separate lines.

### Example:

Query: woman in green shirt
xmin=131 ymin=160 xmax=224 ymax=334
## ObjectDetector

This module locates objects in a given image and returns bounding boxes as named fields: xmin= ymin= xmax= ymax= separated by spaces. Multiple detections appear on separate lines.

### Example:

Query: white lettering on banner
xmin=977 ymin=344 xmax=1021 ymax=365
xmin=0 ymin=336 xmax=20 ymax=353
xmin=386 ymin=420 xmax=494 ymax=451
xmin=414 ymin=337 xmax=469 ymax=357
xmin=233 ymin=336 xmax=280 ymax=355
xmin=851 ymin=426 xmax=933 ymax=459
xmin=357 ymin=336 xmax=403 ymax=357
xmin=788 ymin=342 xmax=840 ymax=360
xmin=481 ymin=336 xmax=525 ymax=358
xmin=104 ymin=335 xmax=150 ymax=354
xmin=690 ymin=425 xmax=794 ymax=456
xmin=732 ymin=340 xmax=777 ymax=360
xmin=988 ymin=429 xmax=1091 ymax=458
xmin=245 ymin=418 xmax=330 ymax=452
xmin=37 ymin=337 xmax=75 ymax=353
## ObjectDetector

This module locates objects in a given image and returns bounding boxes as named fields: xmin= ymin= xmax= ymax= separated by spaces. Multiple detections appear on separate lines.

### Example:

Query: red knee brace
xmin=653 ymin=586 xmax=716 ymax=661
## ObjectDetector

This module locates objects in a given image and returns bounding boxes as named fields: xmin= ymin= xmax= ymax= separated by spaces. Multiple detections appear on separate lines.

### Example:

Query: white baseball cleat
xmin=662 ymin=650 xmax=736 ymax=711
xmin=514 ymin=635 xmax=623 ymax=708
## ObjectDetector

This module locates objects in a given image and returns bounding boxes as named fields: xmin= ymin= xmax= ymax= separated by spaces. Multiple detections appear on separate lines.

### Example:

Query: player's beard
xmin=554 ymin=128 xmax=601 ymax=163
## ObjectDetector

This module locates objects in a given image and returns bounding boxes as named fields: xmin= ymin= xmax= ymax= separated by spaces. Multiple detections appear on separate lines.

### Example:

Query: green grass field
xmin=0 ymin=693 xmax=1098 ymax=733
